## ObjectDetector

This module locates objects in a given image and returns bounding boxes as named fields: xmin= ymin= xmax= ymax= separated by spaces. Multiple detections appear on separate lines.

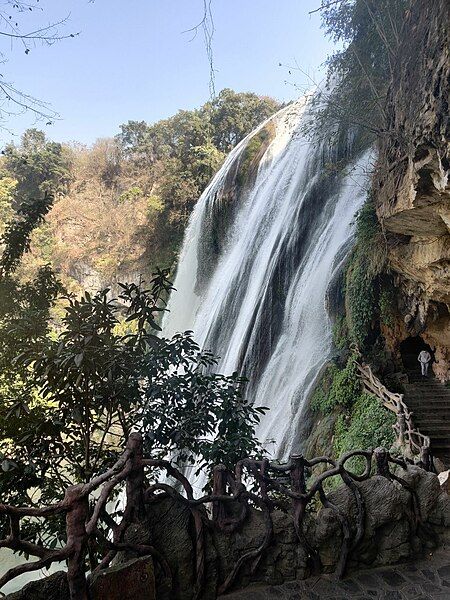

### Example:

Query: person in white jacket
xmin=418 ymin=349 xmax=431 ymax=377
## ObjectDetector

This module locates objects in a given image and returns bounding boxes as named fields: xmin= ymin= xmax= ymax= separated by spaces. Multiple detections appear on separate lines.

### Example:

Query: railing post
xmin=397 ymin=408 xmax=406 ymax=447
xmin=125 ymin=432 xmax=146 ymax=522
xmin=65 ymin=484 xmax=89 ymax=600
xmin=374 ymin=447 xmax=390 ymax=478
xmin=420 ymin=445 xmax=431 ymax=472
xmin=290 ymin=455 xmax=306 ymax=496
xmin=212 ymin=464 xmax=227 ymax=525
xmin=259 ymin=458 xmax=270 ymax=503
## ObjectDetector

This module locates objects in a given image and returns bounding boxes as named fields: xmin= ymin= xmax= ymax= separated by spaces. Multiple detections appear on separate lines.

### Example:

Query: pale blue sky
xmin=0 ymin=0 xmax=335 ymax=145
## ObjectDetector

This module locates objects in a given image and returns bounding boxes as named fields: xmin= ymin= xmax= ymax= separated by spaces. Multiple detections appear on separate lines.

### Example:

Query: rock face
xmin=5 ymin=571 xmax=69 ymax=600
xmin=4 ymin=558 xmax=156 ymax=600
xmin=375 ymin=0 xmax=450 ymax=380
xmin=89 ymin=556 xmax=155 ymax=600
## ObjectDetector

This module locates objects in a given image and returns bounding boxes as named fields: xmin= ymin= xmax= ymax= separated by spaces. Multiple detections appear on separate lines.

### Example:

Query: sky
xmin=0 ymin=0 xmax=335 ymax=146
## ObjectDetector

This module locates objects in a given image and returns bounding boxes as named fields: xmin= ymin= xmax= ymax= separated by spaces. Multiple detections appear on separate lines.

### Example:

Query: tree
xmin=3 ymin=128 xmax=72 ymax=201
xmin=113 ymin=91 xmax=281 ymax=270
xmin=0 ymin=279 xmax=266 ymax=546
xmin=312 ymin=0 xmax=409 ymax=144
xmin=208 ymin=88 xmax=281 ymax=152
xmin=0 ymin=174 xmax=17 ymax=234
xmin=0 ymin=189 xmax=266 ymax=550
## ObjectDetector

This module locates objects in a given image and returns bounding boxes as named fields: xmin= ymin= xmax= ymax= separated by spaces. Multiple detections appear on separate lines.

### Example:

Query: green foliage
xmin=311 ymin=355 xmax=361 ymax=414
xmin=236 ymin=124 xmax=273 ymax=188
xmin=0 ymin=195 xmax=53 ymax=276
xmin=310 ymin=354 xmax=395 ymax=470
xmin=344 ymin=197 xmax=388 ymax=348
xmin=207 ymin=88 xmax=280 ymax=152
xmin=379 ymin=283 xmax=396 ymax=328
xmin=118 ymin=185 xmax=144 ymax=203
xmin=4 ymin=128 xmax=72 ymax=201
xmin=333 ymin=393 xmax=396 ymax=458
xmin=332 ymin=314 xmax=351 ymax=350
xmin=345 ymin=252 xmax=376 ymax=346
xmin=114 ymin=90 xmax=281 ymax=268
xmin=1 ymin=278 xmax=266 ymax=506
xmin=354 ymin=198 xmax=387 ymax=277
xmin=0 ymin=176 xmax=17 ymax=233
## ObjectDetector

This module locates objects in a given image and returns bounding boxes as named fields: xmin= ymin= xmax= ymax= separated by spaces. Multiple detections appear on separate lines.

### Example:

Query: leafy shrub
xmin=333 ymin=393 xmax=396 ymax=458
xmin=379 ymin=282 xmax=396 ymax=328
xmin=345 ymin=252 xmax=376 ymax=346
xmin=332 ymin=314 xmax=350 ymax=350
xmin=344 ymin=197 xmax=388 ymax=348
xmin=311 ymin=354 xmax=361 ymax=414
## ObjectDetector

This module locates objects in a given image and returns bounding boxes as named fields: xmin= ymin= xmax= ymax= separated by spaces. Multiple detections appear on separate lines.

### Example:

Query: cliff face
xmin=375 ymin=0 xmax=450 ymax=380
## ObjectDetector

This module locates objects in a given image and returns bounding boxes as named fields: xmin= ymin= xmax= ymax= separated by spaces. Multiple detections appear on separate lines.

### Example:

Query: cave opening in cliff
xmin=400 ymin=336 xmax=433 ymax=374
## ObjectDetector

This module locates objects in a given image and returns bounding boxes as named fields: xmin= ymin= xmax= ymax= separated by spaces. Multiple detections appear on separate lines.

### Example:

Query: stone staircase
xmin=403 ymin=372 xmax=450 ymax=468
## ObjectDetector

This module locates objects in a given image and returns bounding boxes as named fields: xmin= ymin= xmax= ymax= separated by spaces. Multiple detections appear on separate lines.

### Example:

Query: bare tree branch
xmin=183 ymin=0 xmax=216 ymax=99
xmin=0 ymin=4 xmax=80 ymax=129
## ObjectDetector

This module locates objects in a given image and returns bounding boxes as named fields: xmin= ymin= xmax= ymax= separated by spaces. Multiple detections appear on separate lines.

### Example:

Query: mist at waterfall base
xmin=163 ymin=98 xmax=371 ymax=489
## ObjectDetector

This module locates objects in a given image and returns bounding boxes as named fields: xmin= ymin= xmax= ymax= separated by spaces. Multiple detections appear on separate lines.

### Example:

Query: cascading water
xmin=163 ymin=98 xmax=371 ymax=474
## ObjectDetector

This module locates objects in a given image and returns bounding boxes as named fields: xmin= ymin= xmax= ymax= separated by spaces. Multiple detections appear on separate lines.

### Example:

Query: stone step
xmin=399 ymin=376 xmax=450 ymax=468
xmin=407 ymin=381 xmax=449 ymax=388
xmin=405 ymin=389 xmax=450 ymax=394
xmin=415 ymin=424 xmax=450 ymax=432
xmin=429 ymin=441 xmax=450 ymax=449
xmin=407 ymin=390 xmax=450 ymax=394
xmin=404 ymin=386 xmax=450 ymax=392
xmin=412 ymin=414 xmax=450 ymax=420
xmin=409 ymin=414 xmax=450 ymax=420
xmin=414 ymin=424 xmax=450 ymax=432
xmin=409 ymin=404 xmax=450 ymax=410
xmin=406 ymin=396 xmax=450 ymax=401
xmin=415 ymin=421 xmax=450 ymax=440
xmin=406 ymin=400 xmax=450 ymax=406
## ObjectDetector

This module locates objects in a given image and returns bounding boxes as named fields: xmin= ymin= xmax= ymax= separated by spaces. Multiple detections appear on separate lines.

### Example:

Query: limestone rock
xmin=89 ymin=556 xmax=155 ymax=600
xmin=374 ymin=0 xmax=450 ymax=380
xmin=5 ymin=571 xmax=69 ymax=600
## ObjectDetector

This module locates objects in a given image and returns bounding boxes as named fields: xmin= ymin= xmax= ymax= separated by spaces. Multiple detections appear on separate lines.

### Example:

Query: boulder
xmin=5 ymin=571 xmax=69 ymax=600
xmin=89 ymin=556 xmax=155 ymax=600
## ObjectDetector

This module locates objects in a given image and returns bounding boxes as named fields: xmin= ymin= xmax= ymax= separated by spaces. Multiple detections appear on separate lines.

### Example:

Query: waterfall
xmin=163 ymin=98 xmax=371 ymax=467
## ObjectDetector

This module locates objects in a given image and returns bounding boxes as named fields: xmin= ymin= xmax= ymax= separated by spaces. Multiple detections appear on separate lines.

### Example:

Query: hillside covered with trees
xmin=0 ymin=89 xmax=280 ymax=295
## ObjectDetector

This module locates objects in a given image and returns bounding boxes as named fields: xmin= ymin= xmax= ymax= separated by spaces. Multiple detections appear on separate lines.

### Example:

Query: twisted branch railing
xmin=0 ymin=433 xmax=434 ymax=600
xmin=356 ymin=361 xmax=431 ymax=465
